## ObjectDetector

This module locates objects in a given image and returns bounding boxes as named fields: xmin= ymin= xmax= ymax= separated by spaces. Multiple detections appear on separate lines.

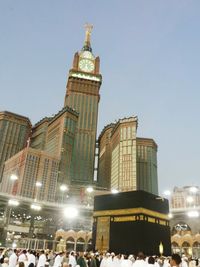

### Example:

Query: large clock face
xmin=79 ymin=59 xmax=95 ymax=72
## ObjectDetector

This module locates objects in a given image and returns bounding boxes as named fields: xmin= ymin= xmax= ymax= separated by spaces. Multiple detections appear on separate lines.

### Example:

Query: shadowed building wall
xmin=97 ymin=124 xmax=115 ymax=190
xmin=0 ymin=111 xmax=31 ymax=181
xmin=31 ymin=107 xmax=78 ymax=199
xmin=136 ymin=138 xmax=158 ymax=195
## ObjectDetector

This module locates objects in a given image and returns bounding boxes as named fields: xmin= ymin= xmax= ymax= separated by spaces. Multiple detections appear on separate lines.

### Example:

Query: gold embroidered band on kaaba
xmin=93 ymin=207 xmax=169 ymax=220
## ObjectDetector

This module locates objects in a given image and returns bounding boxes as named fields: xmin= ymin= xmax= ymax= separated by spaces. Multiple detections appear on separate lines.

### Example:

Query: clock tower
xmin=64 ymin=24 xmax=102 ymax=185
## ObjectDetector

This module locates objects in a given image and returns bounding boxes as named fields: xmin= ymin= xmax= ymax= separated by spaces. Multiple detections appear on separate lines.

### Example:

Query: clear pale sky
xmin=1 ymin=1 xmax=200 ymax=194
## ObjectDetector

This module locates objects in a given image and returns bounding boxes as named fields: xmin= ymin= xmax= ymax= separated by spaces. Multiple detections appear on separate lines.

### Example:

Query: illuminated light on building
xmin=168 ymin=213 xmax=173 ymax=219
xmin=187 ymin=210 xmax=199 ymax=218
xmin=10 ymin=174 xmax=18 ymax=181
xmin=86 ymin=187 xmax=93 ymax=193
xmin=8 ymin=199 xmax=19 ymax=206
xmin=186 ymin=196 xmax=194 ymax=203
xmin=60 ymin=185 xmax=68 ymax=192
xmin=63 ymin=207 xmax=78 ymax=219
xmin=111 ymin=189 xmax=119 ymax=194
xmin=31 ymin=204 xmax=42 ymax=211
xmin=189 ymin=187 xmax=198 ymax=193
xmin=163 ymin=190 xmax=171 ymax=196
xmin=36 ymin=181 xmax=42 ymax=187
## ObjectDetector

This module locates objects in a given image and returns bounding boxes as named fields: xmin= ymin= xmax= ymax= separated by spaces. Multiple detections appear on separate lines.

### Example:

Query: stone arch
xmin=171 ymin=234 xmax=181 ymax=247
xmin=87 ymin=232 xmax=92 ymax=240
xmin=76 ymin=237 xmax=85 ymax=252
xmin=193 ymin=241 xmax=200 ymax=247
xmin=66 ymin=237 xmax=75 ymax=252
xmin=66 ymin=230 xmax=76 ymax=238
xmin=77 ymin=230 xmax=86 ymax=240
xmin=181 ymin=234 xmax=193 ymax=246
xmin=55 ymin=229 xmax=65 ymax=240
xmin=86 ymin=238 xmax=93 ymax=252
xmin=194 ymin=233 xmax=200 ymax=243
xmin=182 ymin=241 xmax=190 ymax=247
xmin=193 ymin=241 xmax=200 ymax=258
xmin=56 ymin=236 xmax=63 ymax=242
xmin=182 ymin=241 xmax=191 ymax=256
xmin=172 ymin=241 xmax=179 ymax=247
xmin=171 ymin=241 xmax=180 ymax=254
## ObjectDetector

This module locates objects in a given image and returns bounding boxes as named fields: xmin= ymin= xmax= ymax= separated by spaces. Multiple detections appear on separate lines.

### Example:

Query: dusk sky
xmin=1 ymin=1 xmax=200 ymax=194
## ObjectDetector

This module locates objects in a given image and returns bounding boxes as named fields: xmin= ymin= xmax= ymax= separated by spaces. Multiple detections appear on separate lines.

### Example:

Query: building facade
xmin=1 ymin=147 xmax=59 ymax=202
xmin=163 ymin=186 xmax=200 ymax=257
xmin=97 ymin=117 xmax=158 ymax=194
xmin=31 ymin=107 xmax=78 ymax=192
xmin=136 ymin=138 xmax=158 ymax=195
xmin=0 ymin=111 xmax=31 ymax=181
xmin=1 ymin=107 xmax=79 ymax=201
xmin=170 ymin=186 xmax=200 ymax=209
xmin=64 ymin=26 xmax=102 ymax=186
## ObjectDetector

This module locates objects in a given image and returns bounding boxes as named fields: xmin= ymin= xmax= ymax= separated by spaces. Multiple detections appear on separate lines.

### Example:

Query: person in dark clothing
xmin=77 ymin=252 xmax=87 ymax=267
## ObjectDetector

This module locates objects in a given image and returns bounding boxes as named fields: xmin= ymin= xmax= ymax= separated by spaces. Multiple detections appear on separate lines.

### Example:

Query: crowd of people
xmin=0 ymin=248 xmax=199 ymax=267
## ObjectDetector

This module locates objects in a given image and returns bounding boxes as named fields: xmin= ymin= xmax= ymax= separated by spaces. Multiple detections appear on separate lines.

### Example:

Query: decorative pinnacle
xmin=84 ymin=23 xmax=93 ymax=44
xmin=83 ymin=23 xmax=93 ymax=52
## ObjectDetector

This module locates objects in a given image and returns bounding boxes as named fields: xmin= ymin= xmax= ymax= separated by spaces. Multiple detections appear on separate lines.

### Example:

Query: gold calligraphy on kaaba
xmin=114 ymin=216 xmax=136 ymax=222
xmin=93 ymin=207 xmax=168 ymax=220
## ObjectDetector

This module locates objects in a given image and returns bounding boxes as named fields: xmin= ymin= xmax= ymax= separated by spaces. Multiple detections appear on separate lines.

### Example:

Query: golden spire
xmin=83 ymin=23 xmax=93 ymax=51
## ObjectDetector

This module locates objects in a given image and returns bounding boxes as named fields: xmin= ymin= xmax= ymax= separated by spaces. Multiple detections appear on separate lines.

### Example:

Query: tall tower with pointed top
xmin=64 ymin=25 xmax=102 ymax=185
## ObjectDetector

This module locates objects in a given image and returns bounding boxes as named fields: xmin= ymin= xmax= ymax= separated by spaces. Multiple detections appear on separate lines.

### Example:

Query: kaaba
xmin=92 ymin=190 xmax=171 ymax=255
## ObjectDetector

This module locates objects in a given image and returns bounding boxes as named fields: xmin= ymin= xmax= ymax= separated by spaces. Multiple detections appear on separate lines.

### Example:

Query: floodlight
xmin=86 ymin=187 xmax=93 ymax=193
xmin=8 ymin=199 xmax=19 ymax=206
xmin=63 ymin=206 xmax=78 ymax=219
xmin=10 ymin=174 xmax=18 ymax=181
xmin=111 ymin=189 xmax=119 ymax=194
xmin=60 ymin=184 xmax=68 ymax=192
xmin=187 ymin=210 xmax=199 ymax=218
xmin=31 ymin=204 xmax=42 ymax=211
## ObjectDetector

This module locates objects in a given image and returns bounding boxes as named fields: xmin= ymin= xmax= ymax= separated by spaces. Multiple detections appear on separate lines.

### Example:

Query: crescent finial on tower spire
xmin=82 ymin=23 xmax=93 ymax=52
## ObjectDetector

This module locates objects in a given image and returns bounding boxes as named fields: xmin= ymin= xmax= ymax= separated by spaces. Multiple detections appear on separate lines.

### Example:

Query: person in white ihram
xmin=2 ymin=257 xmax=9 ymax=267
xmin=134 ymin=252 xmax=147 ymax=267
xmin=18 ymin=250 xmax=27 ymax=264
xmin=68 ymin=252 xmax=76 ymax=267
xmin=100 ymin=253 xmax=111 ymax=267
xmin=8 ymin=249 xmax=18 ymax=267
xmin=37 ymin=251 xmax=47 ymax=267
xmin=121 ymin=254 xmax=133 ymax=267
xmin=53 ymin=252 xmax=63 ymax=267
xmin=27 ymin=251 xmax=36 ymax=266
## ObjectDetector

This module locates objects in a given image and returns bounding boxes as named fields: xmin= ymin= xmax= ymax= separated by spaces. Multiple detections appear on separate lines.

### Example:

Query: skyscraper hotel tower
xmin=64 ymin=24 xmax=102 ymax=185
xmin=0 ymin=111 xmax=31 ymax=181
xmin=97 ymin=117 xmax=158 ymax=195
xmin=0 ymin=26 xmax=102 ymax=201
